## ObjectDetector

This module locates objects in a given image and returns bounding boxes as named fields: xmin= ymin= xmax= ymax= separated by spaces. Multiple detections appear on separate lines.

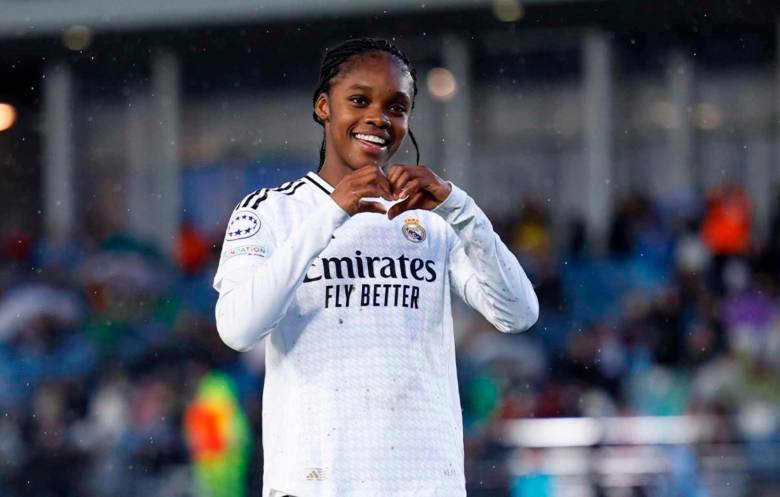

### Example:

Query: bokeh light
xmin=62 ymin=25 xmax=93 ymax=51
xmin=0 ymin=103 xmax=17 ymax=132
xmin=426 ymin=67 xmax=457 ymax=101
xmin=694 ymin=102 xmax=723 ymax=130
xmin=493 ymin=0 xmax=524 ymax=22
xmin=651 ymin=101 xmax=682 ymax=129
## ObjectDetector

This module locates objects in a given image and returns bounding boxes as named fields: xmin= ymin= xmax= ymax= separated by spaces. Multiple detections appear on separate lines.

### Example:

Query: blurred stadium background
xmin=2 ymin=0 xmax=780 ymax=496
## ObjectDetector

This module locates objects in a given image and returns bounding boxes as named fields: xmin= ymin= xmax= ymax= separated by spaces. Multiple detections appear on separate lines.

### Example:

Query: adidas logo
xmin=305 ymin=468 xmax=325 ymax=481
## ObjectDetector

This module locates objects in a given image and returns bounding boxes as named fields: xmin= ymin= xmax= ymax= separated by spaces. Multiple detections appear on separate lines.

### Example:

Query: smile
xmin=353 ymin=133 xmax=389 ymax=147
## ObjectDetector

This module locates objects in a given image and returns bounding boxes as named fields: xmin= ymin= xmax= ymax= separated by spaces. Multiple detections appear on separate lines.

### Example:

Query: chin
xmin=349 ymin=142 xmax=397 ymax=166
xmin=346 ymin=153 xmax=389 ymax=169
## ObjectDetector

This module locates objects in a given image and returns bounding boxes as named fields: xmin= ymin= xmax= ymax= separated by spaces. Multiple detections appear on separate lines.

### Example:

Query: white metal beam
xmin=0 ymin=0 xmax=596 ymax=38
xmin=582 ymin=29 xmax=613 ymax=249
xmin=149 ymin=50 xmax=181 ymax=255
xmin=666 ymin=49 xmax=694 ymax=194
xmin=441 ymin=34 xmax=472 ymax=191
xmin=43 ymin=62 xmax=75 ymax=240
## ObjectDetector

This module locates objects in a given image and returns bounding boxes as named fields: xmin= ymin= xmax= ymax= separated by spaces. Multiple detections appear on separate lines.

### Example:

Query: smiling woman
xmin=211 ymin=37 xmax=538 ymax=497
xmin=311 ymin=38 xmax=420 ymax=172
xmin=315 ymin=55 xmax=410 ymax=172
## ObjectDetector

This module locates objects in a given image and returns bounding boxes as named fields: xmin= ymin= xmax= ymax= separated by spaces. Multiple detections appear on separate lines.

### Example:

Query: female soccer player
xmin=213 ymin=38 xmax=538 ymax=497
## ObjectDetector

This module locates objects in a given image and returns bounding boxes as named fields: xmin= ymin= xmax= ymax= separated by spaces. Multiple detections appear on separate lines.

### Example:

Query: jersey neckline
xmin=305 ymin=171 xmax=334 ymax=195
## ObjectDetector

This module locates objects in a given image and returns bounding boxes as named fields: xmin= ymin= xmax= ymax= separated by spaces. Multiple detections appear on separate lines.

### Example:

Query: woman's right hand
xmin=330 ymin=165 xmax=395 ymax=216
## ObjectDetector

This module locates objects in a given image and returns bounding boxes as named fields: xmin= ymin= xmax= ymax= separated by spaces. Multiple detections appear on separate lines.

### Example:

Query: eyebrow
xmin=346 ymin=84 xmax=411 ymax=102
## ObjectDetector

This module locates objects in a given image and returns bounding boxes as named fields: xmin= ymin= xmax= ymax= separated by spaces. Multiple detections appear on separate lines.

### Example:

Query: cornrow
xmin=312 ymin=37 xmax=420 ymax=171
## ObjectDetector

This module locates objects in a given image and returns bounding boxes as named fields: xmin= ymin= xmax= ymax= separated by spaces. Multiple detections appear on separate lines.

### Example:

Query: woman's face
xmin=315 ymin=52 xmax=414 ymax=170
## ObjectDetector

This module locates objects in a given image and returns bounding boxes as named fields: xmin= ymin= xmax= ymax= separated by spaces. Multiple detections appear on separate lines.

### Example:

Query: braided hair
xmin=312 ymin=37 xmax=420 ymax=171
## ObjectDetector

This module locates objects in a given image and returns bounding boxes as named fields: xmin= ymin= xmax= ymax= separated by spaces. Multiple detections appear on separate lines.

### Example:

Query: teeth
xmin=355 ymin=133 xmax=387 ymax=146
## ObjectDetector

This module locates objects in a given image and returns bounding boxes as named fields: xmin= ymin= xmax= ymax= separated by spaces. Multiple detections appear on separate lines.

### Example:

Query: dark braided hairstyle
xmin=312 ymin=37 xmax=421 ymax=171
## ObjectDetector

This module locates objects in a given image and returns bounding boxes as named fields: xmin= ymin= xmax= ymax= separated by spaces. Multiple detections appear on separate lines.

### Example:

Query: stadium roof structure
xmin=0 ymin=0 xmax=591 ymax=38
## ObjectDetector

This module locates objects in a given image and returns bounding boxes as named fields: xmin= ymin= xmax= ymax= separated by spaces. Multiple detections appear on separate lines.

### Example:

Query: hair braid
xmin=312 ymin=38 xmax=420 ymax=170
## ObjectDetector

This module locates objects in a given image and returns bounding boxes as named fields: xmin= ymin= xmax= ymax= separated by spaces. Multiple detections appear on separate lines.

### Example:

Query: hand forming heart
xmin=329 ymin=164 xmax=452 ymax=218
xmin=386 ymin=164 xmax=452 ymax=220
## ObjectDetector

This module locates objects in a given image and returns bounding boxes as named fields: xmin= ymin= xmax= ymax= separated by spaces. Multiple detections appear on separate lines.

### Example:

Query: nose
xmin=365 ymin=106 xmax=390 ymax=129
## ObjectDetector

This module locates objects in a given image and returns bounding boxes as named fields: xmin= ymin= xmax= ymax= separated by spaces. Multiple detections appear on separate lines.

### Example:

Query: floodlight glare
xmin=694 ymin=103 xmax=723 ymax=130
xmin=493 ymin=0 xmax=524 ymax=22
xmin=63 ymin=25 xmax=93 ymax=51
xmin=427 ymin=67 xmax=457 ymax=101
xmin=0 ymin=103 xmax=17 ymax=132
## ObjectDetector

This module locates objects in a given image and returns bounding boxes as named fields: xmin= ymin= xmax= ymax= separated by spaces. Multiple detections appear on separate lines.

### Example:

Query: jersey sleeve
xmin=434 ymin=183 xmax=539 ymax=333
xmin=213 ymin=195 xmax=349 ymax=351
xmin=213 ymin=204 xmax=277 ymax=293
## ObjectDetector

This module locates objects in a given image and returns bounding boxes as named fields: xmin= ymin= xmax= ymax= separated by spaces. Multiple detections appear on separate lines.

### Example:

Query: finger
xmin=398 ymin=179 xmax=422 ymax=199
xmin=387 ymin=164 xmax=409 ymax=185
xmin=405 ymin=191 xmax=427 ymax=210
xmin=358 ymin=163 xmax=380 ymax=173
xmin=405 ymin=165 xmax=432 ymax=183
xmin=352 ymin=164 xmax=379 ymax=182
xmin=356 ymin=201 xmax=387 ymax=215
xmin=391 ymin=169 xmax=412 ymax=194
xmin=366 ymin=164 xmax=385 ymax=176
xmin=373 ymin=174 xmax=395 ymax=200
xmin=386 ymin=166 xmax=400 ymax=186
xmin=354 ymin=165 xmax=381 ymax=182
xmin=355 ymin=185 xmax=391 ymax=200
xmin=355 ymin=167 xmax=393 ymax=199
xmin=387 ymin=199 xmax=411 ymax=220
xmin=391 ymin=191 xmax=429 ymax=219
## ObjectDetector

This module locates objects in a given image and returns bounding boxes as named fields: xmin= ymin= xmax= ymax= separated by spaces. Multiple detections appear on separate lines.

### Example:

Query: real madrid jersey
xmin=213 ymin=170 xmax=538 ymax=497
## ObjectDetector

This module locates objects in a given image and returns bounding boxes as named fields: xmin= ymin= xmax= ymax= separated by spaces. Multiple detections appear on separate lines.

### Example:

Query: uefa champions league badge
xmin=226 ymin=210 xmax=261 ymax=241
xmin=402 ymin=216 xmax=426 ymax=243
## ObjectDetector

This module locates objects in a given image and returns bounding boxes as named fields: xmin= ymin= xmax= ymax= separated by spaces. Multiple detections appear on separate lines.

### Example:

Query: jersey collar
xmin=305 ymin=171 xmax=335 ymax=195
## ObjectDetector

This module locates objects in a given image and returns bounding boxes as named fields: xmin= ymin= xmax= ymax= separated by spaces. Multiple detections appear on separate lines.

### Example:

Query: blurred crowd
xmin=466 ymin=185 xmax=780 ymax=423
xmin=463 ymin=186 xmax=780 ymax=495
xmin=1 ymin=183 xmax=780 ymax=496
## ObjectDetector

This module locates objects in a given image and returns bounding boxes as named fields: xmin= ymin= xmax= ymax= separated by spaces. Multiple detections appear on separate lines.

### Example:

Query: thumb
xmin=387 ymin=198 xmax=411 ymax=220
xmin=356 ymin=201 xmax=387 ymax=215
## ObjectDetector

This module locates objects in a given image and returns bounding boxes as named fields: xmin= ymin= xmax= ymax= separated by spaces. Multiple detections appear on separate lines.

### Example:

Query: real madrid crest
xmin=401 ymin=216 xmax=426 ymax=243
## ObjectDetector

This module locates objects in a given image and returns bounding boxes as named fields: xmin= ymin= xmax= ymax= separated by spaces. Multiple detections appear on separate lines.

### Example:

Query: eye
xmin=390 ymin=103 xmax=408 ymax=115
xmin=348 ymin=96 xmax=368 ymax=106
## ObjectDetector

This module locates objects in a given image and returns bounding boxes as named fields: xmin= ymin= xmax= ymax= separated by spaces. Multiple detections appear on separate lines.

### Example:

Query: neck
xmin=318 ymin=160 xmax=350 ymax=189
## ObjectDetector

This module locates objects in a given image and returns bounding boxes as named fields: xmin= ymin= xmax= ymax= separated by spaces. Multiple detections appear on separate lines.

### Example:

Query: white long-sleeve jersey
xmin=213 ymin=170 xmax=538 ymax=497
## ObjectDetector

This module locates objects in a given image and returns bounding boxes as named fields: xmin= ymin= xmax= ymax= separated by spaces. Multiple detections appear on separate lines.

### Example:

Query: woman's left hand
xmin=386 ymin=164 xmax=452 ymax=220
